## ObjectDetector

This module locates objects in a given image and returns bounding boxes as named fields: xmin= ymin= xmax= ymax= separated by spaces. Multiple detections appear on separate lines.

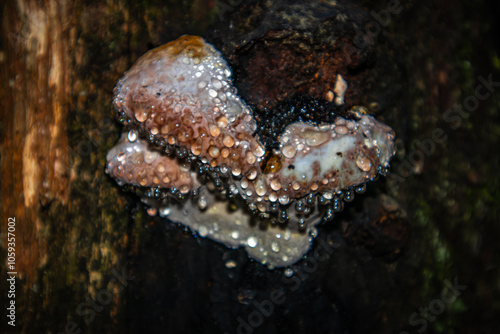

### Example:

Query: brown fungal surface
xmin=106 ymin=35 xmax=395 ymax=267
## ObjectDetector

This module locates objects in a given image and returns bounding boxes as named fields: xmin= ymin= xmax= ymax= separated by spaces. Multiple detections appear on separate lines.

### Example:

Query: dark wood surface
xmin=1 ymin=0 xmax=499 ymax=333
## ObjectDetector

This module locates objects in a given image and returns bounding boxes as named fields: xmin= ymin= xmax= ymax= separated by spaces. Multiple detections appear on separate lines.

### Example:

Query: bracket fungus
xmin=106 ymin=35 xmax=395 ymax=268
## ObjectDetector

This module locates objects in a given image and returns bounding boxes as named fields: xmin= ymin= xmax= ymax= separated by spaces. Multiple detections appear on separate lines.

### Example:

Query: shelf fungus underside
xmin=106 ymin=36 xmax=396 ymax=268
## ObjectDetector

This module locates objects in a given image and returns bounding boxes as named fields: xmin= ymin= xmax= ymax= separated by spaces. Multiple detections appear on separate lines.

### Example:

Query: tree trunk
xmin=1 ymin=0 xmax=499 ymax=333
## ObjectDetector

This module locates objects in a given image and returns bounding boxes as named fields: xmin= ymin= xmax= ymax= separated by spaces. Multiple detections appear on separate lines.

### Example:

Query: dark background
xmin=1 ymin=0 xmax=500 ymax=333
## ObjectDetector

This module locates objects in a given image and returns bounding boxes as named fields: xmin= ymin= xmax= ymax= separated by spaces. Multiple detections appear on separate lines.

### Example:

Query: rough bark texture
xmin=1 ymin=0 xmax=499 ymax=333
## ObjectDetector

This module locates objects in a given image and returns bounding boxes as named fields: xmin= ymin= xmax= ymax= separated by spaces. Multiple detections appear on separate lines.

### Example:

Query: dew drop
xmin=198 ymin=196 xmax=207 ymax=210
xmin=147 ymin=207 xmax=157 ymax=216
xmin=225 ymin=260 xmax=237 ymax=268
xmin=208 ymin=145 xmax=220 ymax=158
xmin=344 ymin=190 xmax=354 ymax=202
xmin=246 ymin=167 xmax=258 ymax=180
xmin=159 ymin=207 xmax=171 ymax=217
xmin=271 ymin=242 xmax=280 ymax=253
xmin=135 ymin=110 xmax=148 ymax=123
xmin=335 ymin=118 xmax=346 ymax=126
xmin=117 ymin=152 xmax=126 ymax=162
xmin=282 ymin=145 xmax=296 ymax=159
xmin=209 ymin=124 xmax=221 ymax=137
xmin=247 ymin=236 xmax=258 ymax=248
xmin=217 ymin=116 xmax=229 ymax=128
xmin=356 ymin=156 xmax=372 ymax=172
xmin=253 ymin=145 xmax=265 ymax=157
xmin=208 ymin=89 xmax=218 ymax=98
xmin=191 ymin=142 xmax=202 ymax=156
xmin=198 ymin=225 xmax=208 ymax=237
xmin=232 ymin=166 xmax=241 ymax=177
xmin=334 ymin=126 xmax=348 ymax=135
xmin=323 ymin=192 xmax=333 ymax=200
xmin=355 ymin=183 xmax=367 ymax=194
xmin=279 ymin=195 xmax=289 ymax=205
xmin=270 ymin=178 xmax=282 ymax=191
xmin=255 ymin=179 xmax=267 ymax=197
xmin=144 ymin=151 xmax=159 ymax=164
xmin=212 ymin=78 xmax=222 ymax=89
xmin=223 ymin=135 xmax=235 ymax=147
xmin=246 ymin=151 xmax=256 ymax=164
xmin=128 ymin=129 xmax=138 ymax=142
xmin=302 ymin=130 xmax=330 ymax=147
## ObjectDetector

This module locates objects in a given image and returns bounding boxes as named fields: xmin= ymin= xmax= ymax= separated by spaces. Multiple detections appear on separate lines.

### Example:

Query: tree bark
xmin=1 ymin=0 xmax=213 ymax=332
xmin=1 ymin=0 xmax=499 ymax=333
